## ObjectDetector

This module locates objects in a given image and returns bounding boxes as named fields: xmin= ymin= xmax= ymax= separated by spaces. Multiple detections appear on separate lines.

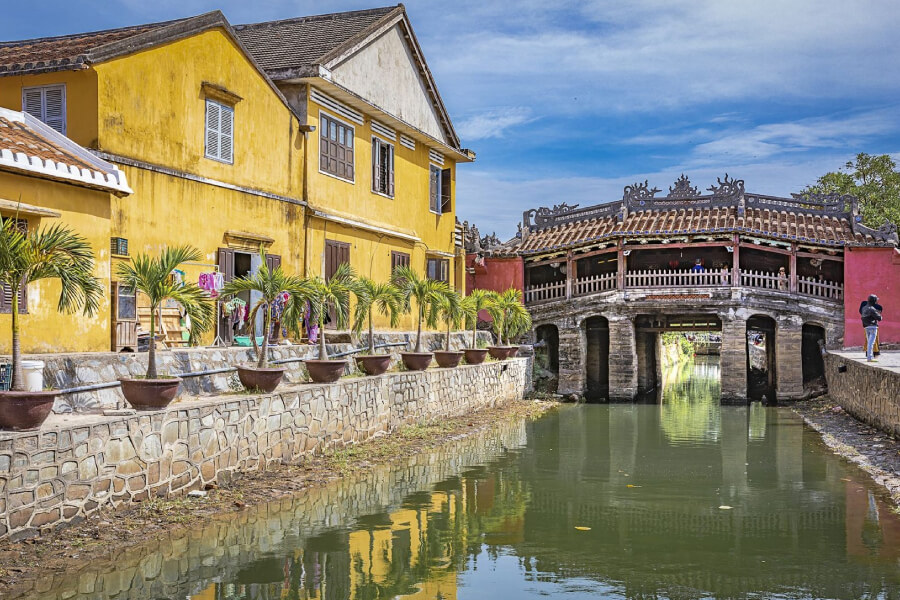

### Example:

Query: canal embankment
xmin=823 ymin=350 xmax=900 ymax=437
xmin=0 ymin=357 xmax=531 ymax=542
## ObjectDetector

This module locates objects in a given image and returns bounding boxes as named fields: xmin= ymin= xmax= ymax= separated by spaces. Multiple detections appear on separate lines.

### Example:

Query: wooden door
xmin=324 ymin=240 xmax=350 ymax=328
xmin=217 ymin=248 xmax=236 ymax=345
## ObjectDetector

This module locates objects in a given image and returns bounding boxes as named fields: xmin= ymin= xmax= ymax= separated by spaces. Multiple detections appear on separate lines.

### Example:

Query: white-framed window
xmin=372 ymin=137 xmax=394 ymax=197
xmin=22 ymin=85 xmax=66 ymax=134
xmin=429 ymin=165 xmax=452 ymax=214
xmin=204 ymin=99 xmax=234 ymax=164
xmin=319 ymin=112 xmax=355 ymax=182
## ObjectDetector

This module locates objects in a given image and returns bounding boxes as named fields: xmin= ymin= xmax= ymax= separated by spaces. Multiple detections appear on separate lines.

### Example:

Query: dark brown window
xmin=426 ymin=258 xmax=449 ymax=283
xmin=429 ymin=166 xmax=452 ymax=214
xmin=391 ymin=251 xmax=410 ymax=272
xmin=320 ymin=114 xmax=354 ymax=181
xmin=372 ymin=137 xmax=394 ymax=196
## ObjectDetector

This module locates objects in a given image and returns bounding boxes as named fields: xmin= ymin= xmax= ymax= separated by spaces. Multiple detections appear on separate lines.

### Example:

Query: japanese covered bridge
xmin=494 ymin=175 xmax=898 ymax=402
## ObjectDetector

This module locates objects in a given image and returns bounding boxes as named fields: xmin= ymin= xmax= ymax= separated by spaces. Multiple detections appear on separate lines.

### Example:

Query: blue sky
xmin=4 ymin=1 xmax=900 ymax=239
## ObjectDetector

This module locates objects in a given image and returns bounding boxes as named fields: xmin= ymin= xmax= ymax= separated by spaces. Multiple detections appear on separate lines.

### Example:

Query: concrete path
xmin=832 ymin=349 xmax=900 ymax=375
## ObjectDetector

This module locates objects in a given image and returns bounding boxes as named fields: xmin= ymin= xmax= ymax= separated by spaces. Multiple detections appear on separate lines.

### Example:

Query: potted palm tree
xmin=433 ymin=288 xmax=465 ymax=368
xmin=391 ymin=265 xmax=447 ymax=371
xmin=460 ymin=288 xmax=491 ymax=365
xmin=486 ymin=288 xmax=531 ymax=359
xmin=220 ymin=255 xmax=312 ymax=392
xmin=0 ymin=219 xmax=102 ymax=430
xmin=504 ymin=293 xmax=532 ymax=357
xmin=116 ymin=246 xmax=214 ymax=410
xmin=305 ymin=262 xmax=355 ymax=383
xmin=352 ymin=277 xmax=402 ymax=376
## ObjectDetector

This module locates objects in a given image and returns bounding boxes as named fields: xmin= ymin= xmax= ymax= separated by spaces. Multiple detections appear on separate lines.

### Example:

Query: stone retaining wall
xmin=18 ymin=330 xmax=492 ymax=413
xmin=824 ymin=353 xmax=900 ymax=437
xmin=0 ymin=358 xmax=528 ymax=541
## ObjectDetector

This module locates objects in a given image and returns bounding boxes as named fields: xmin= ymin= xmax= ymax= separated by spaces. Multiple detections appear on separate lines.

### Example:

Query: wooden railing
xmin=573 ymin=273 xmax=617 ymax=296
xmin=625 ymin=268 xmax=732 ymax=288
xmin=740 ymin=269 xmax=784 ymax=291
xmin=523 ymin=280 xmax=566 ymax=304
xmin=798 ymin=276 xmax=844 ymax=300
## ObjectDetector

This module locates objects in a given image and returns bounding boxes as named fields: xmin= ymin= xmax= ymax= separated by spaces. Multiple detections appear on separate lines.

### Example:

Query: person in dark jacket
xmin=859 ymin=297 xmax=884 ymax=356
xmin=860 ymin=294 xmax=883 ymax=361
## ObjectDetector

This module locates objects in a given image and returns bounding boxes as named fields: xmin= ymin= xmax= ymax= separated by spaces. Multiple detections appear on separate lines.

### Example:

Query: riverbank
xmin=792 ymin=396 xmax=900 ymax=508
xmin=0 ymin=397 xmax=556 ymax=597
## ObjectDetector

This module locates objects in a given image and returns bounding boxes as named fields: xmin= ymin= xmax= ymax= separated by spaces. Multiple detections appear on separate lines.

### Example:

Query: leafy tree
xmin=0 ymin=219 xmax=103 ymax=390
xmin=486 ymin=288 xmax=532 ymax=346
xmin=116 ymin=246 xmax=215 ymax=379
xmin=219 ymin=255 xmax=312 ymax=369
xmin=307 ymin=262 xmax=356 ymax=360
xmin=435 ymin=288 xmax=465 ymax=351
xmin=352 ymin=277 xmax=403 ymax=354
xmin=461 ymin=288 xmax=491 ymax=348
xmin=804 ymin=153 xmax=900 ymax=228
xmin=391 ymin=265 xmax=448 ymax=352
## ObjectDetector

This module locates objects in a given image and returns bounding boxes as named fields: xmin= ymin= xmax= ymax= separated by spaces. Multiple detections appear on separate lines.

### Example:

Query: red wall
xmin=844 ymin=247 xmax=900 ymax=348
xmin=466 ymin=254 xmax=524 ymax=321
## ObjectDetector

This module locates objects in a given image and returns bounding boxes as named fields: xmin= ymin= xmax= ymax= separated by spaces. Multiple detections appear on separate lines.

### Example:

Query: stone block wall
xmin=775 ymin=315 xmax=804 ymax=399
xmin=720 ymin=317 xmax=747 ymax=401
xmin=608 ymin=317 xmax=637 ymax=401
xmin=21 ymin=330 xmax=491 ymax=413
xmin=824 ymin=353 xmax=900 ymax=438
xmin=0 ymin=358 xmax=528 ymax=541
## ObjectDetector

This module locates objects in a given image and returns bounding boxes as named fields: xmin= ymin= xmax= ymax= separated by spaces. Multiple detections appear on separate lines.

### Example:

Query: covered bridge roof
xmin=511 ymin=175 xmax=898 ymax=256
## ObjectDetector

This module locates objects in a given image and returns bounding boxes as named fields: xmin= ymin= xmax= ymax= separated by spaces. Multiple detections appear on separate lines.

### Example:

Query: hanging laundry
xmin=171 ymin=269 xmax=185 ymax=286
xmin=199 ymin=271 xmax=226 ymax=298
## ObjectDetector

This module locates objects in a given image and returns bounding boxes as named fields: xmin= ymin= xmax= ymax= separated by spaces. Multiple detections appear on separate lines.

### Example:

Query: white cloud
xmin=456 ymin=108 xmax=535 ymax=140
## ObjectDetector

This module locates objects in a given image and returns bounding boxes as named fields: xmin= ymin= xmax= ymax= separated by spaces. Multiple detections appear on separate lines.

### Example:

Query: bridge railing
xmin=740 ymin=269 xmax=784 ymax=291
xmin=574 ymin=272 xmax=617 ymax=296
xmin=625 ymin=268 xmax=731 ymax=288
xmin=523 ymin=279 xmax=566 ymax=304
xmin=798 ymin=276 xmax=844 ymax=300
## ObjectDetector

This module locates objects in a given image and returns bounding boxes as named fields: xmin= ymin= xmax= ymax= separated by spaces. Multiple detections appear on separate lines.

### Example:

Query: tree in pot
xmin=391 ymin=265 xmax=448 ymax=371
xmin=116 ymin=246 xmax=214 ymax=410
xmin=0 ymin=219 xmax=103 ymax=430
xmin=305 ymin=262 xmax=355 ymax=383
xmin=433 ymin=288 xmax=465 ymax=368
xmin=351 ymin=277 xmax=402 ymax=376
xmin=220 ymin=256 xmax=312 ymax=392
xmin=485 ymin=288 xmax=532 ymax=359
xmin=460 ymin=288 xmax=491 ymax=364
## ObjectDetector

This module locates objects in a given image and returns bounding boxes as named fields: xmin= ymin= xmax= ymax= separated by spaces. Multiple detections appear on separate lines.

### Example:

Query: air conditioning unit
xmin=110 ymin=237 xmax=128 ymax=256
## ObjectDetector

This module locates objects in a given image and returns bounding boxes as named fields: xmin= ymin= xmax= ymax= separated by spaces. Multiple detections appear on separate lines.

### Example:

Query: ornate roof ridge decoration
xmin=623 ymin=180 xmax=660 ymax=205
xmin=667 ymin=174 xmax=700 ymax=199
xmin=707 ymin=174 xmax=744 ymax=199
xmin=853 ymin=219 xmax=899 ymax=245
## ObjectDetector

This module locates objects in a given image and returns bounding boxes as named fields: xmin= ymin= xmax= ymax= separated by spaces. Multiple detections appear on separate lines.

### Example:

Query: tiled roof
xmin=517 ymin=206 xmax=887 ymax=254
xmin=234 ymin=6 xmax=400 ymax=73
xmin=0 ymin=107 xmax=131 ymax=195
xmin=0 ymin=19 xmax=186 ymax=76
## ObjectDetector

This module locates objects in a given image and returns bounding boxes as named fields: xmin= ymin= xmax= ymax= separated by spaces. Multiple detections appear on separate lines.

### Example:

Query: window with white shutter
xmin=372 ymin=137 xmax=394 ymax=197
xmin=429 ymin=165 xmax=442 ymax=214
xmin=22 ymin=85 xmax=66 ymax=134
xmin=204 ymin=99 xmax=234 ymax=164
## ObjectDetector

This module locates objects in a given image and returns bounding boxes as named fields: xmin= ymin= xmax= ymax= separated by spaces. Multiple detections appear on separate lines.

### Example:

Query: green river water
xmin=17 ymin=358 xmax=900 ymax=599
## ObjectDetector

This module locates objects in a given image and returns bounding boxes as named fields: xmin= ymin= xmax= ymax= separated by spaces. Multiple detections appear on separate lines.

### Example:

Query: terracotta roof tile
xmin=0 ymin=116 xmax=92 ymax=169
xmin=518 ymin=204 xmax=881 ymax=254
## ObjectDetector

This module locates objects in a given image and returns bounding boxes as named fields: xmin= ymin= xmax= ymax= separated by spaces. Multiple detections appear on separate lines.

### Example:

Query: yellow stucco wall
xmin=0 ymin=70 xmax=99 ymax=148
xmin=0 ymin=172 xmax=112 ymax=353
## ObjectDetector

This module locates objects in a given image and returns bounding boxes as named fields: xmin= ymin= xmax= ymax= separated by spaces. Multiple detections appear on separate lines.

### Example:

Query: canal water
xmin=17 ymin=358 xmax=900 ymax=600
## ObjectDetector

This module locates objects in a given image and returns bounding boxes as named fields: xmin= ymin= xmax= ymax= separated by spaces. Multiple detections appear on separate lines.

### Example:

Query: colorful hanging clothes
xmin=199 ymin=271 xmax=225 ymax=298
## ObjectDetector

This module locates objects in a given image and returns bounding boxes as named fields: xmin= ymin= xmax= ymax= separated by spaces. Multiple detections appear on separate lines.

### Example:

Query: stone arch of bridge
xmin=534 ymin=323 xmax=560 ymax=393
xmin=583 ymin=316 xmax=610 ymax=402
xmin=801 ymin=323 xmax=826 ymax=390
xmin=746 ymin=314 xmax=777 ymax=402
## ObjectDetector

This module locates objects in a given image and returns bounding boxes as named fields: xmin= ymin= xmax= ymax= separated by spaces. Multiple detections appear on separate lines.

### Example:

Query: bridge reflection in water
xmin=15 ymin=387 xmax=900 ymax=599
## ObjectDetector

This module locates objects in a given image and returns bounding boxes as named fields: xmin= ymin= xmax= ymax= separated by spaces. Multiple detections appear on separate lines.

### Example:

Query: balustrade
xmin=573 ymin=272 xmax=617 ymax=296
xmin=523 ymin=279 xmax=566 ymax=304
xmin=625 ymin=268 xmax=732 ymax=288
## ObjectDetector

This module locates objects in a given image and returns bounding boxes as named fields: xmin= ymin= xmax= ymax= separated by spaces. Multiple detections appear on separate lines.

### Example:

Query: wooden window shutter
xmin=220 ymin=105 xmax=234 ymax=163
xmin=387 ymin=144 xmax=395 ymax=196
xmin=22 ymin=89 xmax=43 ymax=119
xmin=429 ymin=166 xmax=440 ymax=213
xmin=440 ymin=168 xmax=451 ymax=214
xmin=217 ymin=247 xmax=235 ymax=282
xmin=43 ymin=87 xmax=65 ymax=134
xmin=265 ymin=253 xmax=281 ymax=273
xmin=372 ymin=138 xmax=382 ymax=193
xmin=205 ymin=101 xmax=220 ymax=160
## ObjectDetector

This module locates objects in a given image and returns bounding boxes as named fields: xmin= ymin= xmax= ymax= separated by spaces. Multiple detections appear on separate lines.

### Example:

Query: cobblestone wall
xmin=0 ymin=358 xmax=528 ymax=541
xmin=824 ymin=353 xmax=900 ymax=437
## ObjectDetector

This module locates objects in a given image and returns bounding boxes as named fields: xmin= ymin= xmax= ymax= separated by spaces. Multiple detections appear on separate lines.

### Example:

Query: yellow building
xmin=0 ymin=106 xmax=132 ymax=353
xmin=235 ymin=5 xmax=475 ymax=327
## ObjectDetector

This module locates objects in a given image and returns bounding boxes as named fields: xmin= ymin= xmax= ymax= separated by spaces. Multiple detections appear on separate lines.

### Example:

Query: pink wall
xmin=466 ymin=254 xmax=524 ymax=321
xmin=844 ymin=247 xmax=900 ymax=348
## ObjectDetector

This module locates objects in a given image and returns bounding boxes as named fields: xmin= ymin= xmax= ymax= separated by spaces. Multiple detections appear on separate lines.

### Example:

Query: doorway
xmin=746 ymin=315 xmax=777 ymax=402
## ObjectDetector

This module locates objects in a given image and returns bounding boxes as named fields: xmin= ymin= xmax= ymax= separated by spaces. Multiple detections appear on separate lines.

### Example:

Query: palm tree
xmin=461 ymin=288 xmax=491 ymax=349
xmin=352 ymin=277 xmax=402 ymax=354
xmin=0 ymin=219 xmax=103 ymax=391
xmin=220 ymin=255 xmax=312 ymax=369
xmin=435 ymin=288 xmax=465 ymax=351
xmin=307 ymin=262 xmax=356 ymax=360
xmin=486 ymin=288 xmax=532 ymax=345
xmin=116 ymin=246 xmax=215 ymax=379
xmin=391 ymin=265 xmax=448 ymax=353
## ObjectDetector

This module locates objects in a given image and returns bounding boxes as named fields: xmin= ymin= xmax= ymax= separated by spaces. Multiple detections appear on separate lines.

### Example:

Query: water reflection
xmin=15 ymin=399 xmax=900 ymax=599
xmin=659 ymin=358 xmax=722 ymax=444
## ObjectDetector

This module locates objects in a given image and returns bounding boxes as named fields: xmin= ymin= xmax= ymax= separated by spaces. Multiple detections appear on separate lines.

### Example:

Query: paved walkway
xmin=831 ymin=349 xmax=900 ymax=375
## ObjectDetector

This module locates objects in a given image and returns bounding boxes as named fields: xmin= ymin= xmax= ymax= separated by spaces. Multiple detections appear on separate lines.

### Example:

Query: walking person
xmin=859 ymin=295 xmax=884 ymax=357
xmin=860 ymin=294 xmax=883 ymax=362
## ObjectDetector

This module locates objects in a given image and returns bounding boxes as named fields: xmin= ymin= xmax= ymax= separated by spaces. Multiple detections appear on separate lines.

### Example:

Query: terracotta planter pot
xmin=488 ymin=346 xmax=512 ymax=360
xmin=119 ymin=377 xmax=181 ymax=411
xmin=305 ymin=359 xmax=348 ymax=384
xmin=508 ymin=346 xmax=520 ymax=358
xmin=433 ymin=350 xmax=464 ymax=368
xmin=463 ymin=348 xmax=489 ymax=365
xmin=355 ymin=354 xmax=392 ymax=376
xmin=401 ymin=352 xmax=433 ymax=371
xmin=0 ymin=390 xmax=57 ymax=431
xmin=236 ymin=365 xmax=285 ymax=393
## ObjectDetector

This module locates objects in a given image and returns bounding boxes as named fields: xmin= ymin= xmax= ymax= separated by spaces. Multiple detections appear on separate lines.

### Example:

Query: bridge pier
xmin=608 ymin=316 xmax=638 ymax=401
xmin=558 ymin=322 xmax=586 ymax=396
xmin=775 ymin=315 xmax=805 ymax=400
xmin=636 ymin=328 xmax=658 ymax=395
xmin=720 ymin=314 xmax=748 ymax=402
